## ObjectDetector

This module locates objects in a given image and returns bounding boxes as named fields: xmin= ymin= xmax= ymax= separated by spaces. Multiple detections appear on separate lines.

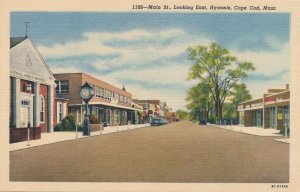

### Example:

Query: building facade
xmin=238 ymin=84 xmax=290 ymax=131
xmin=54 ymin=73 xmax=138 ymax=126
xmin=132 ymin=99 xmax=171 ymax=122
xmin=9 ymin=37 xmax=68 ymax=133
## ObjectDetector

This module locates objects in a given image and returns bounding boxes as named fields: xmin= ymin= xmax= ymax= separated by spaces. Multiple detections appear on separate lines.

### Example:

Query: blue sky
xmin=11 ymin=12 xmax=290 ymax=110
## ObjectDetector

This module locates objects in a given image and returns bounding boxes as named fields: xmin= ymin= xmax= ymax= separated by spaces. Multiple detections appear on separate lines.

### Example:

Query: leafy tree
xmin=221 ymin=83 xmax=252 ymax=121
xmin=176 ymin=109 xmax=189 ymax=120
xmin=187 ymin=43 xmax=255 ymax=120
xmin=185 ymin=82 xmax=213 ymax=121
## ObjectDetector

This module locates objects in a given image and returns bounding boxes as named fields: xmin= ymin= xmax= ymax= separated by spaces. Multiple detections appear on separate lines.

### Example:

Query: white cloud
xmin=232 ymin=40 xmax=290 ymax=76
xmin=106 ymin=64 xmax=190 ymax=86
xmin=231 ymin=39 xmax=290 ymax=99
xmin=44 ymin=29 xmax=289 ymax=111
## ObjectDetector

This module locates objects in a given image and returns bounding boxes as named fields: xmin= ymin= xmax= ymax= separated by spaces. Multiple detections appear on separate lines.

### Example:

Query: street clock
xmin=80 ymin=82 xmax=94 ymax=102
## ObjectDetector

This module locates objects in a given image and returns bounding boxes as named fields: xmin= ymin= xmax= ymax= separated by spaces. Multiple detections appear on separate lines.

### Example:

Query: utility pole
xmin=24 ymin=21 xmax=30 ymax=38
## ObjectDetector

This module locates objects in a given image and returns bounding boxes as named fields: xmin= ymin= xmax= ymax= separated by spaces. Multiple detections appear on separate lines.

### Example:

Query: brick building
xmin=238 ymin=84 xmax=290 ymax=131
xmin=54 ymin=73 xmax=138 ymax=126
xmin=9 ymin=37 xmax=68 ymax=142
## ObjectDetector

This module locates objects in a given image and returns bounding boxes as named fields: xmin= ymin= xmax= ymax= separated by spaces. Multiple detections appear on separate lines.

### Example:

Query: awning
xmin=137 ymin=110 xmax=145 ymax=116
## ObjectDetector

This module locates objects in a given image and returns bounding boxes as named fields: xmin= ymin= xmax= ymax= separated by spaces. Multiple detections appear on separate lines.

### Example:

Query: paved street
xmin=10 ymin=121 xmax=289 ymax=183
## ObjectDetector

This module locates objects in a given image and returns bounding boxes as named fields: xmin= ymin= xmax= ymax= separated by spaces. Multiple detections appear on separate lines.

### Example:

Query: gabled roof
xmin=10 ymin=37 xmax=56 ymax=85
xmin=10 ymin=37 xmax=27 ymax=48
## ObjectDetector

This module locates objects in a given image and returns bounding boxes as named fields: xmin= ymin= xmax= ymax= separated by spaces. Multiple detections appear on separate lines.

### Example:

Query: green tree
xmin=176 ymin=109 xmax=189 ymax=120
xmin=187 ymin=43 xmax=255 ymax=121
xmin=231 ymin=83 xmax=252 ymax=120
xmin=185 ymin=82 xmax=214 ymax=121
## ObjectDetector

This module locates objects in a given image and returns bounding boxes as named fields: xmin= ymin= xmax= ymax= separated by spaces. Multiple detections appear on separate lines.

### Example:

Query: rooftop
xmin=10 ymin=37 xmax=27 ymax=48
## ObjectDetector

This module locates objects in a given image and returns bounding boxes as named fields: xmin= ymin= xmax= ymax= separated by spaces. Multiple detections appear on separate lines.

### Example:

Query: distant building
xmin=54 ymin=73 xmax=139 ymax=126
xmin=238 ymin=84 xmax=290 ymax=131
xmin=133 ymin=99 xmax=171 ymax=122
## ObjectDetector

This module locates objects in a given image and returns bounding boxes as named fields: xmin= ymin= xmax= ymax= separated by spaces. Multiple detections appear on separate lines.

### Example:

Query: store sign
xmin=277 ymin=113 xmax=283 ymax=120
xmin=264 ymin=97 xmax=276 ymax=104
xmin=276 ymin=98 xmax=289 ymax=103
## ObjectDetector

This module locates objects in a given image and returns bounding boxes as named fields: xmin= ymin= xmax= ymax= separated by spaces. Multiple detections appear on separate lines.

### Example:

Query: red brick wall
xmin=40 ymin=84 xmax=48 ymax=132
xmin=10 ymin=127 xmax=41 ymax=143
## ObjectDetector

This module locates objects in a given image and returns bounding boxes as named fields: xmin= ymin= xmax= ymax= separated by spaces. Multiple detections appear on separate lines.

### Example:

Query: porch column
xmin=11 ymin=77 xmax=21 ymax=127
xmin=33 ymin=82 xmax=40 ymax=127
xmin=135 ymin=110 xmax=138 ymax=124
xmin=275 ymin=106 xmax=278 ymax=129
xmin=47 ymin=85 xmax=54 ymax=132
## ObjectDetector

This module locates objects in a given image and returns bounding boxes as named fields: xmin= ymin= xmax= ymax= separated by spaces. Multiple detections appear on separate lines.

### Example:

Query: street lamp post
xmin=79 ymin=82 xmax=94 ymax=136
xmin=83 ymin=102 xmax=90 ymax=136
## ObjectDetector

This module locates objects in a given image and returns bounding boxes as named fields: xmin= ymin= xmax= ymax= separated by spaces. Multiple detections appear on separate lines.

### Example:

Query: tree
xmin=187 ymin=43 xmax=255 ymax=121
xmin=176 ymin=109 xmax=189 ymax=120
xmin=230 ymin=83 xmax=252 ymax=120
xmin=185 ymin=82 xmax=213 ymax=121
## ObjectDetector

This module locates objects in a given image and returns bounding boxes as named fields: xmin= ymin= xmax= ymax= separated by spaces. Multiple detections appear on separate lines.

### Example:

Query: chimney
xmin=286 ymin=84 xmax=289 ymax=90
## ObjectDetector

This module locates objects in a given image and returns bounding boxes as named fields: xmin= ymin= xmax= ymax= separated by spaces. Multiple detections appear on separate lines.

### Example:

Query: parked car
xmin=150 ymin=118 xmax=168 ymax=126
xmin=160 ymin=118 xmax=168 ymax=125
xmin=151 ymin=118 xmax=161 ymax=126
xmin=199 ymin=119 xmax=207 ymax=125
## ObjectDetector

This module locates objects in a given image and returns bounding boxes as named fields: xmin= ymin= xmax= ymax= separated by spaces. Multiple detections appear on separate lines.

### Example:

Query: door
xmin=257 ymin=110 xmax=262 ymax=127
xmin=20 ymin=107 xmax=30 ymax=127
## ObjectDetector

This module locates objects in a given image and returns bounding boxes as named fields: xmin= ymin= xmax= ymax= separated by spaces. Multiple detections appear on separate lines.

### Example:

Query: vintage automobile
xmin=151 ymin=118 xmax=168 ymax=126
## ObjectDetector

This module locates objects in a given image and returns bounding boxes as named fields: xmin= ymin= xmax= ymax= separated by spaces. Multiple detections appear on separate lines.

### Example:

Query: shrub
xmin=54 ymin=114 xmax=77 ymax=131
xmin=89 ymin=114 xmax=100 ymax=124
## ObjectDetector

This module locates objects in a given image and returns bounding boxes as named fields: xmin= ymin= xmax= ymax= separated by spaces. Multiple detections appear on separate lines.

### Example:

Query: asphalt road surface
xmin=10 ymin=121 xmax=289 ymax=183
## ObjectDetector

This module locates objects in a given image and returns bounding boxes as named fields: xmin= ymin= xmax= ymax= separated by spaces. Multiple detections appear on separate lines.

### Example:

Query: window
xmin=108 ymin=90 xmax=112 ymax=100
xmin=21 ymin=99 xmax=30 ymax=106
xmin=59 ymin=103 xmax=63 ymax=122
xmin=40 ymin=96 xmax=45 ymax=123
xmin=96 ymin=86 xmax=102 ymax=98
xmin=104 ymin=89 xmax=107 ymax=99
xmin=55 ymin=80 xmax=69 ymax=94
xmin=115 ymin=93 xmax=119 ymax=101
xmin=104 ymin=89 xmax=112 ymax=100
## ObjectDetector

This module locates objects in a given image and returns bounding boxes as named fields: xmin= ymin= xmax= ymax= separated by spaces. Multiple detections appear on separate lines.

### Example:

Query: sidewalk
xmin=10 ymin=123 xmax=151 ymax=151
xmin=208 ymin=124 xmax=290 ymax=143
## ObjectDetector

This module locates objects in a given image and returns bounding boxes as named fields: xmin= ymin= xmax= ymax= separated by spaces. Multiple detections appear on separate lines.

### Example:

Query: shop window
xmin=55 ymin=80 xmax=69 ymax=94
xmin=40 ymin=96 xmax=45 ymax=123
xmin=106 ymin=109 xmax=111 ymax=125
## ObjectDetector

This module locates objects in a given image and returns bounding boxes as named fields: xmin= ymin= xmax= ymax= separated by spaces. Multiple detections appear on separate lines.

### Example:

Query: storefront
xmin=253 ymin=109 xmax=263 ymax=127
xmin=238 ymin=85 xmax=290 ymax=131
